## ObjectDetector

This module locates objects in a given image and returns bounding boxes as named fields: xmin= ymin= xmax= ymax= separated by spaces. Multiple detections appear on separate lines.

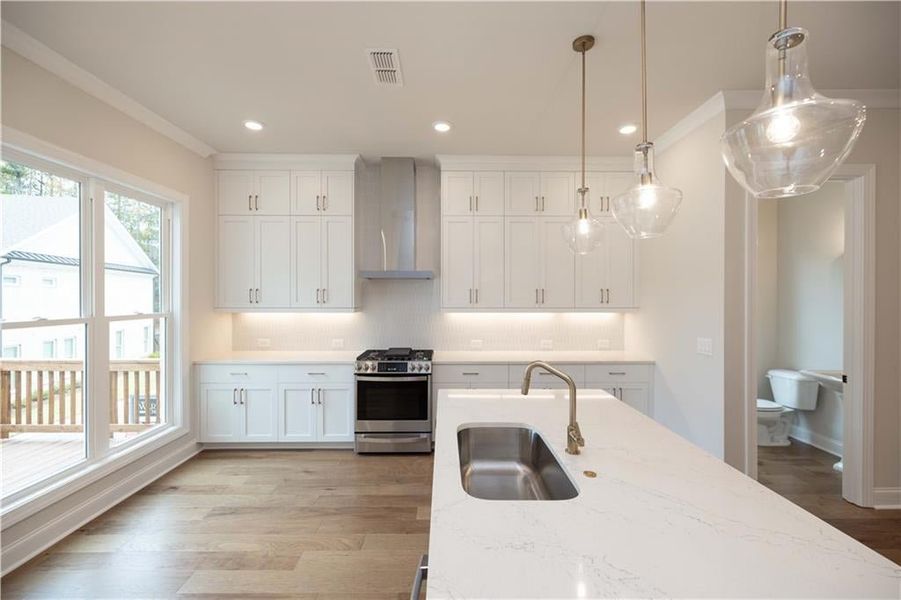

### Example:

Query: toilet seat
xmin=757 ymin=399 xmax=784 ymax=412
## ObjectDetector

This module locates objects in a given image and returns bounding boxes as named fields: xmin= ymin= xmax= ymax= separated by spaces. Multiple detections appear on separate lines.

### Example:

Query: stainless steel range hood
xmin=360 ymin=157 xmax=434 ymax=279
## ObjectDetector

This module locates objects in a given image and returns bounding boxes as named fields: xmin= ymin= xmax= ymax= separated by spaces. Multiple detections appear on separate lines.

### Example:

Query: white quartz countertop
xmin=427 ymin=389 xmax=900 ymax=599
xmin=194 ymin=350 xmax=653 ymax=365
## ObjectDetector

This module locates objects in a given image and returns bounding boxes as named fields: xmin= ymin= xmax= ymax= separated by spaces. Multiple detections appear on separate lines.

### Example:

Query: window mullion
xmin=87 ymin=179 xmax=110 ymax=460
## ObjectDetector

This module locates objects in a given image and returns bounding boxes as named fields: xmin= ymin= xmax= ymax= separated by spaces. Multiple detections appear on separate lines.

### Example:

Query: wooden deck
xmin=1 ymin=433 xmax=85 ymax=496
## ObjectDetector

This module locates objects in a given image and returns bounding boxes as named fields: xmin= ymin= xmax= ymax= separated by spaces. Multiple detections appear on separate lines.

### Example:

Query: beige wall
xmin=625 ymin=113 xmax=727 ymax=459
xmin=1 ymin=48 xmax=228 ymax=363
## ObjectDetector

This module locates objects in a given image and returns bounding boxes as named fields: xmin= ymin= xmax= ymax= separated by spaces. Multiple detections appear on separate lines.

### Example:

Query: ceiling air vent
xmin=367 ymin=48 xmax=403 ymax=87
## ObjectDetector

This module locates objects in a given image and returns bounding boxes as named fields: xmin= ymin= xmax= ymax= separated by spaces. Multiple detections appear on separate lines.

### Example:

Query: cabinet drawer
xmin=432 ymin=364 xmax=508 ymax=384
xmin=197 ymin=365 xmax=277 ymax=384
xmin=584 ymin=363 xmax=650 ymax=383
xmin=277 ymin=364 xmax=354 ymax=383
xmin=508 ymin=364 xmax=585 ymax=388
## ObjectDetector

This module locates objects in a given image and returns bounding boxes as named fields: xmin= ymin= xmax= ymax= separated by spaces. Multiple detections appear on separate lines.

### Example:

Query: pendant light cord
xmin=580 ymin=43 xmax=586 ymax=206
xmin=640 ymin=0 xmax=648 ymax=145
xmin=779 ymin=0 xmax=788 ymax=30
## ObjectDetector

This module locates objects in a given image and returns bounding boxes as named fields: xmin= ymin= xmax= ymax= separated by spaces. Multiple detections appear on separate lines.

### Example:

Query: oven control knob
xmin=367 ymin=362 xmax=376 ymax=372
xmin=355 ymin=361 xmax=362 ymax=371
xmin=413 ymin=363 xmax=421 ymax=372
xmin=422 ymin=363 xmax=430 ymax=372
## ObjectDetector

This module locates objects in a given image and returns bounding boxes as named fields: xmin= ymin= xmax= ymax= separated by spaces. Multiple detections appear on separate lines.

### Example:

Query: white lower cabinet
xmin=200 ymin=364 xmax=354 ymax=444
xmin=596 ymin=383 xmax=650 ymax=415
xmin=200 ymin=383 xmax=278 ymax=442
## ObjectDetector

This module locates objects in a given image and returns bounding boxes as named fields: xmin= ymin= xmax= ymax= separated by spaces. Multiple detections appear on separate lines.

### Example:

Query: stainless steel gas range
xmin=354 ymin=348 xmax=433 ymax=453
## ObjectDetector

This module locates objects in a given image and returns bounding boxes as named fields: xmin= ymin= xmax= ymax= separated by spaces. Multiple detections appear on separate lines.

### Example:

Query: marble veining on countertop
xmin=194 ymin=350 xmax=653 ymax=365
xmin=427 ymin=390 xmax=900 ymax=599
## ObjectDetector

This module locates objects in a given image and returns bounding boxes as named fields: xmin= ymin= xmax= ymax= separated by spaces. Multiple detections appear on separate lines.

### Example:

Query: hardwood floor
xmin=758 ymin=440 xmax=901 ymax=566
xmin=1 ymin=450 xmax=433 ymax=599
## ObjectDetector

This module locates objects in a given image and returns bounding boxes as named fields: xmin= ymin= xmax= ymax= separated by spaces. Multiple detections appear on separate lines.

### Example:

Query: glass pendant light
xmin=720 ymin=0 xmax=866 ymax=198
xmin=563 ymin=35 xmax=605 ymax=255
xmin=611 ymin=0 xmax=682 ymax=239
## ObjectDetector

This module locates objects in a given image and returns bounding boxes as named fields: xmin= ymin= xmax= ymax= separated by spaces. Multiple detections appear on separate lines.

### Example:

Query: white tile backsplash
xmin=232 ymin=278 xmax=625 ymax=351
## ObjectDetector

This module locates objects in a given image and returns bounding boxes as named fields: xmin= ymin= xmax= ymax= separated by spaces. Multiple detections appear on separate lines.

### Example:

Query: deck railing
xmin=0 ymin=360 xmax=161 ymax=438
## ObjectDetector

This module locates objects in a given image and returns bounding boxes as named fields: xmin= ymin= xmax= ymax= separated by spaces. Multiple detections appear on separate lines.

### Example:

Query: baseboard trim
xmin=1 ymin=440 xmax=200 ymax=576
xmin=201 ymin=442 xmax=354 ymax=450
xmin=789 ymin=426 xmax=843 ymax=457
xmin=873 ymin=487 xmax=901 ymax=509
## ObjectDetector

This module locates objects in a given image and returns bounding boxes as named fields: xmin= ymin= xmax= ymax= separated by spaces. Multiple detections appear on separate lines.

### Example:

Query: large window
xmin=1 ymin=157 xmax=176 ymax=500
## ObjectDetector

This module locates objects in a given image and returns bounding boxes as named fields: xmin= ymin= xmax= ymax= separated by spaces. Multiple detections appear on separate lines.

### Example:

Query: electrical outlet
xmin=540 ymin=339 xmax=553 ymax=351
xmin=331 ymin=338 xmax=345 ymax=350
xmin=470 ymin=339 xmax=484 ymax=350
xmin=597 ymin=339 xmax=611 ymax=350
xmin=696 ymin=337 xmax=713 ymax=356
xmin=256 ymin=338 xmax=271 ymax=349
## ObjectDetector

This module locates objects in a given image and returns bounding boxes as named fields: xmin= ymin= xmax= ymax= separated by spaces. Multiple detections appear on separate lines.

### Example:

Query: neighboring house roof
xmin=2 ymin=250 xmax=158 ymax=275
xmin=1 ymin=195 xmax=158 ymax=275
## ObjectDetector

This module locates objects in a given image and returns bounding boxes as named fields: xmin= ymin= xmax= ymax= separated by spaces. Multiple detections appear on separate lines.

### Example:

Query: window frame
xmin=0 ymin=138 xmax=188 ymax=517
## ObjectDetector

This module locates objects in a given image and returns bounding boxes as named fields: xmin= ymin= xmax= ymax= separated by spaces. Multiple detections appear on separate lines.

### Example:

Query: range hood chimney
xmin=360 ymin=157 xmax=434 ymax=279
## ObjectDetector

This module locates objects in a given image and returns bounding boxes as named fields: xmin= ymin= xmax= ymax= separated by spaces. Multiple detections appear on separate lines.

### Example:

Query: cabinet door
xmin=505 ymin=172 xmax=541 ymax=216
xmin=292 ymin=217 xmax=322 ymax=308
xmin=255 ymin=216 xmax=291 ymax=308
xmin=441 ymin=216 xmax=474 ymax=308
xmin=473 ymin=217 xmax=504 ymax=308
xmin=575 ymin=234 xmax=609 ymax=309
xmin=540 ymin=172 xmax=575 ymax=216
xmin=255 ymin=171 xmax=290 ymax=214
xmin=319 ymin=385 xmax=354 ymax=442
xmin=603 ymin=383 xmax=650 ymax=415
xmin=293 ymin=172 xmax=322 ymax=215
xmin=321 ymin=216 xmax=354 ymax=308
xmin=217 ymin=171 xmax=255 ymax=215
xmin=585 ymin=172 xmax=609 ymax=218
xmin=217 ymin=216 xmax=255 ymax=308
xmin=540 ymin=218 xmax=575 ymax=308
xmin=321 ymin=171 xmax=354 ymax=216
xmin=474 ymin=172 xmax=504 ymax=216
xmin=604 ymin=172 xmax=635 ymax=215
xmin=200 ymin=385 xmax=239 ymax=442
xmin=605 ymin=222 xmax=636 ymax=308
xmin=279 ymin=384 xmax=317 ymax=442
xmin=241 ymin=386 xmax=278 ymax=442
xmin=441 ymin=172 xmax=474 ymax=216
xmin=505 ymin=217 xmax=541 ymax=308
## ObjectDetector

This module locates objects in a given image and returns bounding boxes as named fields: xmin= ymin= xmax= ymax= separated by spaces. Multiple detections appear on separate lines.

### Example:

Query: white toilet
xmin=757 ymin=369 xmax=819 ymax=447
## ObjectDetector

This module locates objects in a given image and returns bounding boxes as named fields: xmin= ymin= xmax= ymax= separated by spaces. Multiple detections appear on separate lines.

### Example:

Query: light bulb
xmin=765 ymin=111 xmax=801 ymax=143
xmin=611 ymin=142 xmax=682 ymax=239
xmin=564 ymin=207 xmax=604 ymax=255
xmin=637 ymin=185 xmax=658 ymax=210
xmin=577 ymin=217 xmax=590 ymax=235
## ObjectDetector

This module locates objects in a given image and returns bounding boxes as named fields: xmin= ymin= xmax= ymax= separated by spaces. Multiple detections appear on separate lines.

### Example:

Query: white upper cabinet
xmin=539 ymin=218 xmax=575 ymax=308
xmin=441 ymin=216 xmax=503 ymax=309
xmin=255 ymin=216 xmax=291 ymax=308
xmin=441 ymin=216 xmax=475 ymax=308
xmin=576 ymin=221 xmax=636 ymax=309
xmin=217 ymin=216 xmax=255 ymax=308
xmin=441 ymin=172 xmax=475 ymax=216
xmin=505 ymin=217 xmax=543 ymax=308
xmin=505 ymin=172 xmax=541 ymax=215
xmin=293 ymin=171 xmax=353 ymax=215
xmin=585 ymin=172 xmax=633 ymax=219
xmin=218 ymin=170 xmax=290 ymax=215
xmin=539 ymin=172 xmax=575 ymax=216
xmin=215 ymin=157 xmax=357 ymax=311
xmin=442 ymin=171 xmax=504 ymax=216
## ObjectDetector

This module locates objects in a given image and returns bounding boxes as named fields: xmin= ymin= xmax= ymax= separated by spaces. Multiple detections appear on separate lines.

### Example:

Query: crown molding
xmin=435 ymin=155 xmax=632 ymax=172
xmin=2 ymin=21 xmax=217 ymax=158
xmin=212 ymin=153 xmax=360 ymax=171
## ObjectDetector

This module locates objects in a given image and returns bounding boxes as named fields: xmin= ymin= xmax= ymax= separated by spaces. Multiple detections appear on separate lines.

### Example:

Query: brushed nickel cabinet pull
xmin=248 ymin=288 xmax=253 ymax=303
xmin=535 ymin=196 xmax=539 ymax=211
xmin=317 ymin=389 xmax=322 ymax=405
xmin=316 ymin=288 xmax=320 ymax=304
xmin=323 ymin=195 xmax=327 ymax=210
xmin=469 ymin=196 xmax=473 ymax=212
xmin=248 ymin=194 xmax=252 ymax=211
xmin=254 ymin=194 xmax=259 ymax=211
xmin=255 ymin=288 xmax=260 ymax=303
xmin=239 ymin=388 xmax=245 ymax=405
xmin=535 ymin=288 xmax=539 ymax=304
xmin=541 ymin=195 xmax=546 ymax=212
xmin=316 ymin=195 xmax=320 ymax=211
xmin=541 ymin=288 xmax=545 ymax=304
xmin=323 ymin=288 xmax=327 ymax=304
xmin=233 ymin=388 xmax=238 ymax=405
xmin=475 ymin=195 xmax=479 ymax=211
xmin=311 ymin=389 xmax=315 ymax=405
xmin=606 ymin=288 xmax=610 ymax=303
xmin=228 ymin=372 xmax=248 ymax=376
xmin=462 ymin=372 xmax=480 ymax=376
xmin=469 ymin=288 xmax=473 ymax=304
xmin=609 ymin=371 xmax=627 ymax=376
xmin=475 ymin=288 xmax=479 ymax=304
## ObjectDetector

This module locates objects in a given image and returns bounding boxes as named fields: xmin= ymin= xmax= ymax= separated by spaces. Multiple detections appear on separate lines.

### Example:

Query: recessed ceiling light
xmin=433 ymin=121 xmax=452 ymax=133
xmin=244 ymin=120 xmax=264 ymax=131
xmin=618 ymin=124 xmax=637 ymax=135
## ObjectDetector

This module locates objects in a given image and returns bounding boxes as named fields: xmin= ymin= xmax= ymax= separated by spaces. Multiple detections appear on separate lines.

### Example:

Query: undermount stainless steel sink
xmin=457 ymin=425 xmax=579 ymax=501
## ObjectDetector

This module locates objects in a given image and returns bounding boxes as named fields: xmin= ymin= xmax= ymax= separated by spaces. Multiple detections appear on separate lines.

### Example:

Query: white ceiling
xmin=2 ymin=1 xmax=898 ymax=159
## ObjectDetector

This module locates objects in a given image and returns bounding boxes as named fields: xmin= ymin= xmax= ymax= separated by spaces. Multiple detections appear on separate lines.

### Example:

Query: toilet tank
xmin=767 ymin=369 xmax=819 ymax=410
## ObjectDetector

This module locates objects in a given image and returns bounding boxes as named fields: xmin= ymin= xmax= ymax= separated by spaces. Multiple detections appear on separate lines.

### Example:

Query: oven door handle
xmin=356 ymin=375 xmax=430 ymax=383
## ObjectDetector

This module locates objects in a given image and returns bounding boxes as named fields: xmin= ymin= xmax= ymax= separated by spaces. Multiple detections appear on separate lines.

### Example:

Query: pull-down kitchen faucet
xmin=520 ymin=361 xmax=585 ymax=455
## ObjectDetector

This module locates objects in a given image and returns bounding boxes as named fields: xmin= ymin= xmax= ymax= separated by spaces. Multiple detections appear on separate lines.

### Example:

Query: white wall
xmin=624 ymin=112 xmax=727 ymax=459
